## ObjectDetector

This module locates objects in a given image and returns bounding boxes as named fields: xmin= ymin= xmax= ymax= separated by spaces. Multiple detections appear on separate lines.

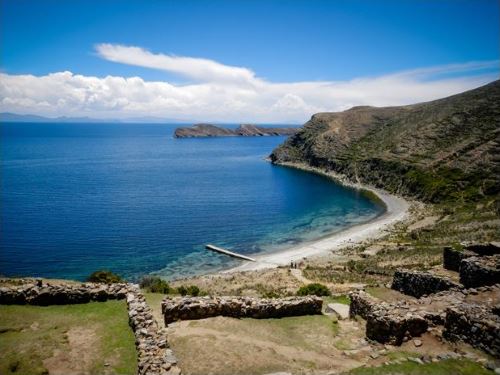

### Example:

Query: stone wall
xmin=0 ymin=280 xmax=182 ymax=375
xmin=349 ymin=291 xmax=428 ymax=345
xmin=365 ymin=310 xmax=428 ymax=345
xmin=126 ymin=288 xmax=181 ymax=375
xmin=351 ymin=287 xmax=500 ymax=361
xmin=460 ymin=255 xmax=500 ymax=288
xmin=463 ymin=242 xmax=500 ymax=256
xmin=161 ymin=296 xmax=323 ymax=325
xmin=391 ymin=270 xmax=461 ymax=298
xmin=443 ymin=247 xmax=474 ymax=272
xmin=0 ymin=281 xmax=130 ymax=305
xmin=443 ymin=303 xmax=500 ymax=358
xmin=348 ymin=290 xmax=378 ymax=319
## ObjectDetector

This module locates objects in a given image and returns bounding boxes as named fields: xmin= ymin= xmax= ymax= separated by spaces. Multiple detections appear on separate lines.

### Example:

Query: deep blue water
xmin=0 ymin=123 xmax=384 ymax=281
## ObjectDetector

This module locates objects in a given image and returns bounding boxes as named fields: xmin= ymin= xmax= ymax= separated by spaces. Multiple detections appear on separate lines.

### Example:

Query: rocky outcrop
xmin=460 ymin=255 xmax=500 ymax=288
xmin=126 ymin=288 xmax=181 ymax=375
xmin=443 ymin=303 xmax=500 ymax=358
xmin=161 ymin=296 xmax=322 ymax=325
xmin=270 ymin=80 xmax=500 ymax=203
xmin=174 ymin=124 xmax=234 ymax=137
xmin=391 ymin=270 xmax=461 ymax=298
xmin=0 ymin=280 xmax=130 ymax=305
xmin=174 ymin=124 xmax=298 ymax=138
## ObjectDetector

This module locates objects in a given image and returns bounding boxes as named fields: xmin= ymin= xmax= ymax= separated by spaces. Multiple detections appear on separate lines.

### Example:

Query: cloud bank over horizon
xmin=1 ymin=44 xmax=498 ymax=123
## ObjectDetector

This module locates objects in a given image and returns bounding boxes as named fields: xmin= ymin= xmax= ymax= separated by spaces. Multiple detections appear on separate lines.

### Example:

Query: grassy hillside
xmin=271 ymin=80 xmax=500 ymax=204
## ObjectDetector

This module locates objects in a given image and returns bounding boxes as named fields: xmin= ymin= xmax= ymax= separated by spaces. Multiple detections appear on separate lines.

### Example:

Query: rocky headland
xmin=174 ymin=123 xmax=298 ymax=138
xmin=270 ymin=80 xmax=500 ymax=204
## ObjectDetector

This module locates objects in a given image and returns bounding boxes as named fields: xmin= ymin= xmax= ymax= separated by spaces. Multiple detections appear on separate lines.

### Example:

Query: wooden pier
xmin=205 ymin=244 xmax=256 ymax=262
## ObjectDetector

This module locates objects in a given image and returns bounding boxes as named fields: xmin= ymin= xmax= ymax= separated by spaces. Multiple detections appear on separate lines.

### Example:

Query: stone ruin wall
xmin=391 ymin=270 xmax=461 ymax=298
xmin=161 ymin=295 xmax=323 ymax=325
xmin=444 ymin=303 xmax=500 ymax=358
xmin=0 ymin=280 xmax=182 ymax=375
xmin=349 ymin=290 xmax=429 ymax=345
xmin=126 ymin=288 xmax=181 ymax=375
xmin=459 ymin=255 xmax=500 ymax=288
xmin=443 ymin=243 xmax=500 ymax=288
xmin=0 ymin=280 xmax=130 ymax=305
xmin=350 ymin=285 xmax=500 ymax=353
xmin=350 ymin=243 xmax=500 ymax=358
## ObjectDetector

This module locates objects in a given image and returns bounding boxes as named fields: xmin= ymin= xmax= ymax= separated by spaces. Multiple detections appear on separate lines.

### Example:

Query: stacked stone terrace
xmin=0 ymin=279 xmax=131 ymax=305
xmin=349 ymin=242 xmax=500 ymax=358
xmin=127 ymin=288 xmax=181 ymax=375
xmin=161 ymin=295 xmax=323 ymax=325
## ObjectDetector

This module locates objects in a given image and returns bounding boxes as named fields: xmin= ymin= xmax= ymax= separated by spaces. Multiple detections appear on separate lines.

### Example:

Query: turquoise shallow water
xmin=0 ymin=123 xmax=385 ymax=281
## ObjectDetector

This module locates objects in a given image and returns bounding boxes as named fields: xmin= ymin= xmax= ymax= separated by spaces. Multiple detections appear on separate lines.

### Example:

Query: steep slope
xmin=270 ymin=80 xmax=500 ymax=202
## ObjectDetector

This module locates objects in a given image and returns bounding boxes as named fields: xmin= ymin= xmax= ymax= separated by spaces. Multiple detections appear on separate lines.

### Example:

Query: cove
xmin=0 ymin=123 xmax=385 ymax=281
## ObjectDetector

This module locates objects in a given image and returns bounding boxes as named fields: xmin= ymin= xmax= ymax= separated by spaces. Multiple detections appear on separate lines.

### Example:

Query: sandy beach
xmin=226 ymin=162 xmax=410 ymax=273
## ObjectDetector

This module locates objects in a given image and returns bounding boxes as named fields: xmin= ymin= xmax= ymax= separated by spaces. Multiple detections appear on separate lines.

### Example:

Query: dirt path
xmin=407 ymin=215 xmax=440 ymax=232
xmin=290 ymin=268 xmax=311 ymax=284
xmin=43 ymin=325 xmax=116 ymax=375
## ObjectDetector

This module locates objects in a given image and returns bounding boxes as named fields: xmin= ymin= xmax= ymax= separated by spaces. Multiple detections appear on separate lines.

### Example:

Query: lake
xmin=0 ymin=123 xmax=384 ymax=281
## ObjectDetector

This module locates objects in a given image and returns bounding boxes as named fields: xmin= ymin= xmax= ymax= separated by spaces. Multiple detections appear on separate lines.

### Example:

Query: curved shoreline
xmin=225 ymin=162 xmax=410 ymax=273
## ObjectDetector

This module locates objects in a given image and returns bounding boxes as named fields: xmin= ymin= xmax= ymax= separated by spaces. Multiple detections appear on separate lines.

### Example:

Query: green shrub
xmin=262 ymin=290 xmax=280 ymax=298
xmin=176 ymin=285 xmax=200 ymax=296
xmin=139 ymin=276 xmax=170 ymax=294
xmin=297 ymin=283 xmax=331 ymax=297
xmin=87 ymin=270 xmax=123 ymax=284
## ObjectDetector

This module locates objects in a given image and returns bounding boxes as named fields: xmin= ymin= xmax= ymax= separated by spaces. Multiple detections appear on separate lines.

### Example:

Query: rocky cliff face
xmin=270 ymin=80 xmax=500 ymax=202
xmin=174 ymin=124 xmax=298 ymax=138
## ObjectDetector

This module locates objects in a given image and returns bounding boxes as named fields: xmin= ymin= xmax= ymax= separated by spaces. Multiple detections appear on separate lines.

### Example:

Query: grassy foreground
xmin=0 ymin=300 xmax=137 ymax=375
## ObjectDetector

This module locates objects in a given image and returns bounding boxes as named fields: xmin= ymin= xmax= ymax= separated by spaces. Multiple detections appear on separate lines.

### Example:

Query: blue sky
xmin=1 ymin=0 xmax=499 ymax=122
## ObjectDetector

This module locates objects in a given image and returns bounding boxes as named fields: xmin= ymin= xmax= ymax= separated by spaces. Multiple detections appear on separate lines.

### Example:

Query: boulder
xmin=325 ymin=303 xmax=350 ymax=319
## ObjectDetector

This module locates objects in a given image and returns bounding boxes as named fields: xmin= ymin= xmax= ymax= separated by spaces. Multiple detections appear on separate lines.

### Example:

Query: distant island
xmin=174 ymin=123 xmax=299 ymax=138
xmin=0 ymin=112 xmax=193 ymax=124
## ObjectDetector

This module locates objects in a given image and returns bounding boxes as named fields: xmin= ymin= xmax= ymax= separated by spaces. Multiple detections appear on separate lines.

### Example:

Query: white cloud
xmin=95 ymin=44 xmax=258 ymax=85
xmin=1 ymin=45 xmax=498 ymax=123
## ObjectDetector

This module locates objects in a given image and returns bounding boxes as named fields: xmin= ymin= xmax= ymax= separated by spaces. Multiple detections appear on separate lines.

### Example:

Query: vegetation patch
xmin=0 ymin=300 xmax=136 ymax=375
xmin=86 ymin=270 xmax=123 ymax=284
xmin=140 ymin=276 xmax=171 ymax=293
xmin=297 ymin=283 xmax=331 ymax=296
